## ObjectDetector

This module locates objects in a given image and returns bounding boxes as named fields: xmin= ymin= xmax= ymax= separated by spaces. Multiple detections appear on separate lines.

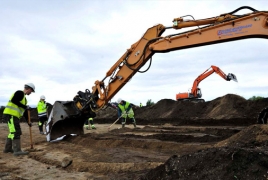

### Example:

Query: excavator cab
xmin=197 ymin=88 xmax=202 ymax=98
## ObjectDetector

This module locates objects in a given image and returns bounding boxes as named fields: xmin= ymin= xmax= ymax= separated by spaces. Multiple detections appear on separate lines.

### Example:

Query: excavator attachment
xmin=46 ymin=101 xmax=84 ymax=141
xmin=227 ymin=73 xmax=238 ymax=82
xmin=46 ymin=90 xmax=97 ymax=142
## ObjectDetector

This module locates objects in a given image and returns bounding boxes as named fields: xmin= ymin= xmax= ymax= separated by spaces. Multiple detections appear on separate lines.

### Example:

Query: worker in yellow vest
xmin=117 ymin=98 xmax=136 ymax=128
xmin=37 ymin=95 xmax=48 ymax=134
xmin=2 ymin=83 xmax=35 ymax=156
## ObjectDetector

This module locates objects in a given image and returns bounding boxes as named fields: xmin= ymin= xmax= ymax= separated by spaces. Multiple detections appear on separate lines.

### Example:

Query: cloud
xmin=0 ymin=0 xmax=267 ymax=107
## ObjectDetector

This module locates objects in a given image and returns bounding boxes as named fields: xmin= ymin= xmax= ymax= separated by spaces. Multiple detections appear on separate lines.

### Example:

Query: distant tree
xmin=146 ymin=99 xmax=155 ymax=106
xmin=248 ymin=96 xmax=264 ymax=101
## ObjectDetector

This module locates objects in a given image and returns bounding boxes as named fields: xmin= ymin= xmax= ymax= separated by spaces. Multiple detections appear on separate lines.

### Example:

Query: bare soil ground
xmin=1 ymin=94 xmax=268 ymax=180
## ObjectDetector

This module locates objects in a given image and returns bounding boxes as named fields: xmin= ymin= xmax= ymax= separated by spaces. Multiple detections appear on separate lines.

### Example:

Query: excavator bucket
xmin=227 ymin=73 xmax=238 ymax=82
xmin=45 ymin=89 xmax=98 ymax=141
xmin=45 ymin=101 xmax=90 ymax=142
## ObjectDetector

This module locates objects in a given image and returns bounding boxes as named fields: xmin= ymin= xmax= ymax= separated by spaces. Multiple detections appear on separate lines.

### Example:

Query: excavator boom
xmin=176 ymin=65 xmax=238 ymax=102
xmin=46 ymin=6 xmax=268 ymax=141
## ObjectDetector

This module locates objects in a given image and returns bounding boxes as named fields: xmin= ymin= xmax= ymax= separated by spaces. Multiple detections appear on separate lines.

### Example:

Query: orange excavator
xmin=46 ymin=6 xmax=268 ymax=141
xmin=176 ymin=65 xmax=238 ymax=102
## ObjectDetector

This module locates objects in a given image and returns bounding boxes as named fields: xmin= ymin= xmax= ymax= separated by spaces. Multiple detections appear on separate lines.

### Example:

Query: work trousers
xmin=121 ymin=117 xmax=136 ymax=125
xmin=38 ymin=116 xmax=48 ymax=132
xmin=3 ymin=114 xmax=22 ymax=140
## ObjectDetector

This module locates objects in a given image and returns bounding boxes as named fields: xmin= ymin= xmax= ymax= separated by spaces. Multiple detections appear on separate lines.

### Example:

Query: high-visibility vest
xmin=37 ymin=101 xmax=47 ymax=117
xmin=3 ymin=92 xmax=27 ymax=118
xmin=118 ymin=102 xmax=134 ymax=118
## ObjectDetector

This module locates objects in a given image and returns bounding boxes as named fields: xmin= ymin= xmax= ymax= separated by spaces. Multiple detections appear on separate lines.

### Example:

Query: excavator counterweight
xmin=46 ymin=6 xmax=268 ymax=141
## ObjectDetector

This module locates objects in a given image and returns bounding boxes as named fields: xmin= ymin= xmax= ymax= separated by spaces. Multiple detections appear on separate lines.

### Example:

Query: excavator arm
xmin=46 ymin=6 xmax=268 ymax=141
xmin=176 ymin=65 xmax=238 ymax=102
xmin=90 ymin=6 xmax=268 ymax=109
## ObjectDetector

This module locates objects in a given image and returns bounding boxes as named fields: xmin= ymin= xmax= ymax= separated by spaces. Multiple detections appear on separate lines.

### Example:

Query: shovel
xmin=108 ymin=115 xmax=122 ymax=131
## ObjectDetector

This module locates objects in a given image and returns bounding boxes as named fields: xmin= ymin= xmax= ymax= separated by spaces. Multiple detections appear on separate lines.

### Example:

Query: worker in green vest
xmin=2 ymin=83 xmax=35 ymax=156
xmin=37 ymin=95 xmax=48 ymax=134
xmin=117 ymin=98 xmax=136 ymax=128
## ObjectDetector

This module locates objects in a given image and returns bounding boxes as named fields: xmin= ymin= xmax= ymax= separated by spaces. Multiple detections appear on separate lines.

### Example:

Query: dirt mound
xmin=140 ymin=147 xmax=268 ymax=180
xmin=216 ymin=124 xmax=268 ymax=147
xmin=140 ymin=124 xmax=268 ymax=180
xmin=203 ymin=94 xmax=247 ymax=119
xmin=95 ymin=94 xmax=268 ymax=125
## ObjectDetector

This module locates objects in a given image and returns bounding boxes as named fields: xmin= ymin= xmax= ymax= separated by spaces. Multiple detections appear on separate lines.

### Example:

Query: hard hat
xmin=117 ymin=98 xmax=122 ymax=103
xmin=25 ymin=83 xmax=35 ymax=92
xmin=40 ymin=95 xmax=46 ymax=100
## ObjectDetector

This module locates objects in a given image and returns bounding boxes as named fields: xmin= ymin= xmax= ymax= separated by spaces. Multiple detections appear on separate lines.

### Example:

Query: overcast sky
xmin=0 ymin=0 xmax=267 ymax=107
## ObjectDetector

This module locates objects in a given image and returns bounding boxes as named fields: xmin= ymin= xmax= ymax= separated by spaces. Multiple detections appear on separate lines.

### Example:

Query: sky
xmin=0 ymin=0 xmax=267 ymax=107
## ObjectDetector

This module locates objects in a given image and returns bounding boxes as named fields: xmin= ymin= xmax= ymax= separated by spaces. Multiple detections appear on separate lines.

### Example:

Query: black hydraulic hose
xmin=221 ymin=6 xmax=258 ymax=16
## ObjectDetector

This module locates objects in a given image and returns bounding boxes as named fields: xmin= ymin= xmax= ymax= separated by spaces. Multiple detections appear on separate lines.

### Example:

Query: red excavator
xmin=45 ymin=6 xmax=268 ymax=141
xmin=176 ymin=65 xmax=238 ymax=102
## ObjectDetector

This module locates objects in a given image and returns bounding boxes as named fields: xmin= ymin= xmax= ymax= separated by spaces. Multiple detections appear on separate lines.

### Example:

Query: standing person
xmin=2 ymin=83 xmax=35 ymax=156
xmin=257 ymin=106 xmax=268 ymax=124
xmin=84 ymin=117 xmax=96 ymax=130
xmin=37 ymin=95 xmax=48 ymax=134
xmin=140 ymin=102 xmax=143 ymax=107
xmin=117 ymin=98 xmax=136 ymax=128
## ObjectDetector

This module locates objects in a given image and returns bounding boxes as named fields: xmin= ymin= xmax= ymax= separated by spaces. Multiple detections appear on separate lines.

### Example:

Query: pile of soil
xmin=139 ymin=124 xmax=268 ymax=180
xmin=96 ymin=94 xmax=268 ymax=126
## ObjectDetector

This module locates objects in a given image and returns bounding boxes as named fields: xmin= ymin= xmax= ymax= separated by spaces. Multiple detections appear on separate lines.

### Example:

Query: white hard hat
xmin=25 ymin=83 xmax=35 ymax=92
xmin=117 ymin=98 xmax=122 ymax=103
xmin=40 ymin=95 xmax=46 ymax=100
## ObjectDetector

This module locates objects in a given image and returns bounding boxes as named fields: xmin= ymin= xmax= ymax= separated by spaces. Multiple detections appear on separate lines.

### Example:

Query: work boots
xmin=122 ymin=124 xmax=125 ymax=128
xmin=3 ymin=138 xmax=13 ymax=153
xmin=133 ymin=122 xmax=137 ymax=128
xmin=12 ymin=139 xmax=29 ymax=156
